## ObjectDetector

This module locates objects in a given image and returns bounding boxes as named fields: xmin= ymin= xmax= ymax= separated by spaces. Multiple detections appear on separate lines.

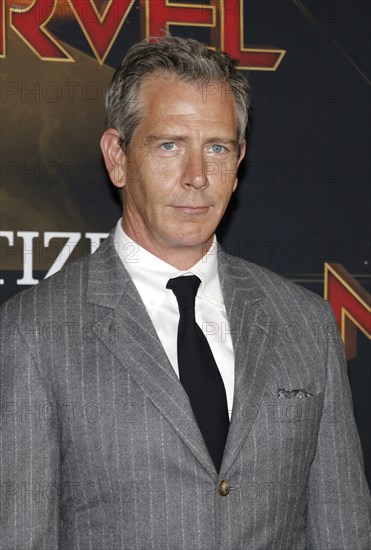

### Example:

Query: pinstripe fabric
xmin=1 ymin=229 xmax=370 ymax=549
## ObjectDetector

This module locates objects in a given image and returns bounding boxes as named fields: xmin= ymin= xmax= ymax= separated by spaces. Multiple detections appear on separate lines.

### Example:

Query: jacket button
xmin=219 ymin=480 xmax=230 ymax=496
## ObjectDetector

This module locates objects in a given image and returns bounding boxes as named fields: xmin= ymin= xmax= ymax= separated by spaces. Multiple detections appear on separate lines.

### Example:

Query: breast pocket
xmin=275 ymin=393 xmax=323 ymax=424
xmin=260 ymin=393 xmax=324 ymax=464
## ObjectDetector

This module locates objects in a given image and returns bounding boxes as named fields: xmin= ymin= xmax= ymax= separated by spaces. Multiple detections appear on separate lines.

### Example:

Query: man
xmin=1 ymin=36 xmax=370 ymax=549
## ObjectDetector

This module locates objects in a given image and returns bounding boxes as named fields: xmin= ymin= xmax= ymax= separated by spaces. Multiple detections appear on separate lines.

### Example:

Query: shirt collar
xmin=113 ymin=218 xmax=225 ymax=312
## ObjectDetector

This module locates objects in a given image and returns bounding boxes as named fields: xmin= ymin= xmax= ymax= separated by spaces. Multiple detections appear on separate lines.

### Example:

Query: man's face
xmin=113 ymin=73 xmax=245 ymax=263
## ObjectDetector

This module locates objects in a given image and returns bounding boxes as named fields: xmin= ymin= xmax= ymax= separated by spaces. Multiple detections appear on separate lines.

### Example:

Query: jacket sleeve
xmin=305 ymin=301 xmax=371 ymax=549
xmin=0 ymin=312 xmax=60 ymax=549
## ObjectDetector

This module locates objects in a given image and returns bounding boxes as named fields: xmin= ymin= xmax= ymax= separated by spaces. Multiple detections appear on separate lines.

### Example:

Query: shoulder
xmin=1 ymin=229 xmax=118 ymax=326
xmin=220 ymin=249 xmax=332 ymax=319
xmin=0 ymin=233 xmax=115 ymax=326
xmin=1 ymin=252 xmax=90 ymax=326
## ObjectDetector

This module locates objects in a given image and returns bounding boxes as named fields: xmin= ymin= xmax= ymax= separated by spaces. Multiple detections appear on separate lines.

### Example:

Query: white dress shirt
xmin=113 ymin=218 xmax=235 ymax=419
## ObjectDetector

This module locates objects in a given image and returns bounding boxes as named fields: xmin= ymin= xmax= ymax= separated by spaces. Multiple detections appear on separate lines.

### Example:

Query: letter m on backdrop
xmin=325 ymin=263 xmax=371 ymax=361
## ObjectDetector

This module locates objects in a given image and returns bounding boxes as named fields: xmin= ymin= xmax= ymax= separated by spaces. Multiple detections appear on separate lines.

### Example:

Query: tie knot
xmin=166 ymin=275 xmax=201 ymax=311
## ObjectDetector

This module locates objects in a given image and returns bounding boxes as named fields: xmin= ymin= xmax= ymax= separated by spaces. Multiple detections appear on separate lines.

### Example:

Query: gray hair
xmin=105 ymin=36 xmax=250 ymax=151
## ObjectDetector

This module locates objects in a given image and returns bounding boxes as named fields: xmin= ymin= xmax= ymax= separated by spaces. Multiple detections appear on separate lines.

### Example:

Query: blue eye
xmin=211 ymin=144 xmax=225 ymax=153
xmin=162 ymin=142 xmax=175 ymax=151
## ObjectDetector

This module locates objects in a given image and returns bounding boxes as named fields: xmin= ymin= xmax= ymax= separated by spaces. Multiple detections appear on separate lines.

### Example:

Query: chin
xmin=171 ymin=232 xmax=214 ymax=249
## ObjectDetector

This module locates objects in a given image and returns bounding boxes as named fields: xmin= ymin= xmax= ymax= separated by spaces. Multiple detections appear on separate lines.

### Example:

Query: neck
xmin=156 ymin=242 xmax=214 ymax=270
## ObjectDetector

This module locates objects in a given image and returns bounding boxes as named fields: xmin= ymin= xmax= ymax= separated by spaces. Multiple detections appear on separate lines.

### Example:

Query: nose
xmin=180 ymin=150 xmax=209 ymax=189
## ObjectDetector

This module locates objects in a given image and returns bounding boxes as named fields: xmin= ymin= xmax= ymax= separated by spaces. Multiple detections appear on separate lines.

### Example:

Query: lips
xmin=172 ymin=204 xmax=210 ymax=209
xmin=172 ymin=205 xmax=210 ymax=214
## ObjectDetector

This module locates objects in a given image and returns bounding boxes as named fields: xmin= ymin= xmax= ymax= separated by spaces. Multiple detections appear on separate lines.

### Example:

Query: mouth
xmin=172 ymin=205 xmax=210 ymax=215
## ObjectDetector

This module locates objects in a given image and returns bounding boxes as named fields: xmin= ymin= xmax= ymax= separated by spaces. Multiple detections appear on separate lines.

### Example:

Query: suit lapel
xmin=217 ymin=246 xmax=276 ymax=475
xmin=87 ymin=232 xmax=217 ymax=479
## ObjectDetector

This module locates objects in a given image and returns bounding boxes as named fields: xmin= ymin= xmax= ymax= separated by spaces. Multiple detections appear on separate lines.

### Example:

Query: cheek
xmin=128 ymin=171 xmax=172 ymax=218
xmin=211 ymin=178 xmax=236 ymax=202
xmin=142 ymin=155 xmax=180 ymax=188
xmin=209 ymin=158 xmax=238 ymax=183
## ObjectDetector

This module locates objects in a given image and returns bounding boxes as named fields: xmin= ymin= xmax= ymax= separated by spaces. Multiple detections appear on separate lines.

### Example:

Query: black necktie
xmin=166 ymin=275 xmax=229 ymax=472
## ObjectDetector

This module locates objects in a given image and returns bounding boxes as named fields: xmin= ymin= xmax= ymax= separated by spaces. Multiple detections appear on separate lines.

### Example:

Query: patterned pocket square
xmin=278 ymin=388 xmax=314 ymax=399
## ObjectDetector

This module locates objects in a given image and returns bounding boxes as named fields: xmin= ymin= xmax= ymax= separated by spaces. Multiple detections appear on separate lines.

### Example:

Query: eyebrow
xmin=144 ymin=134 xmax=188 ymax=144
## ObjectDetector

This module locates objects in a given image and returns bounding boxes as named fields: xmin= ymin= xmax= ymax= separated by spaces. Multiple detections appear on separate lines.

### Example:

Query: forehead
xmin=136 ymin=72 xmax=237 ymax=128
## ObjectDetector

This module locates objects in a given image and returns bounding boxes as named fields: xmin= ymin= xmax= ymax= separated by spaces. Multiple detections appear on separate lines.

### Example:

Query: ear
xmin=233 ymin=139 xmax=246 ymax=192
xmin=100 ymin=128 xmax=126 ymax=188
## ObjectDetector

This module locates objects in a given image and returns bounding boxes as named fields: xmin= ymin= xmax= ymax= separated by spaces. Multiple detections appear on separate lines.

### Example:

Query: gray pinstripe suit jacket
xmin=1 ymin=229 xmax=370 ymax=549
